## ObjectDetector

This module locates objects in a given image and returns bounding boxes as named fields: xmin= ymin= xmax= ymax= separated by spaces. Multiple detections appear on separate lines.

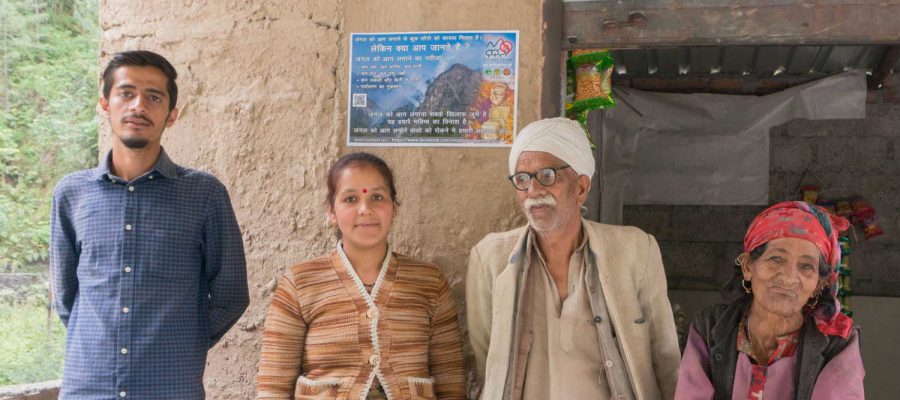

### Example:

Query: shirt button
xmin=125 ymin=224 xmax=133 ymax=231
xmin=149 ymin=175 xmax=154 ymax=180
xmin=128 ymin=186 xmax=135 ymax=192
xmin=310 ymin=386 xmax=320 ymax=394
xmin=122 ymin=307 xmax=129 ymax=313
xmin=605 ymin=360 xmax=613 ymax=368
xmin=594 ymin=316 xmax=602 ymax=323
xmin=120 ymin=348 xmax=128 ymax=355
xmin=119 ymin=391 xmax=127 ymax=398
xmin=124 ymin=266 xmax=132 ymax=273
xmin=366 ymin=308 xmax=379 ymax=319
xmin=368 ymin=354 xmax=380 ymax=366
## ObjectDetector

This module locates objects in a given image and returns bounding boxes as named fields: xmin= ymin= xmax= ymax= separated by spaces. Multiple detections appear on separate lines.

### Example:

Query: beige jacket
xmin=466 ymin=220 xmax=680 ymax=400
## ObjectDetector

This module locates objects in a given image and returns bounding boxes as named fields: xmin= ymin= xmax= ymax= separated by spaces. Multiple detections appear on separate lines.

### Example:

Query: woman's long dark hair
xmin=722 ymin=243 xmax=838 ymax=319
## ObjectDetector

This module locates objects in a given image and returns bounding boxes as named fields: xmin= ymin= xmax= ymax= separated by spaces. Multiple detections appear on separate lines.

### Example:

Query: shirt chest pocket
xmin=407 ymin=377 xmax=436 ymax=400
xmin=143 ymin=228 xmax=202 ymax=282
xmin=294 ymin=376 xmax=345 ymax=399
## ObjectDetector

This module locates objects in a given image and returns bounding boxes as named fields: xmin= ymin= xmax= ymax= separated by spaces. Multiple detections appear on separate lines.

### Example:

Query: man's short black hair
xmin=102 ymin=50 xmax=178 ymax=112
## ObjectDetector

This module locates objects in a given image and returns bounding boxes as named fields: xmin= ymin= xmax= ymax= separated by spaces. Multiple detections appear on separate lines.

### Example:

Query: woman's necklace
xmin=745 ymin=313 xmax=762 ymax=363
xmin=745 ymin=316 xmax=755 ymax=353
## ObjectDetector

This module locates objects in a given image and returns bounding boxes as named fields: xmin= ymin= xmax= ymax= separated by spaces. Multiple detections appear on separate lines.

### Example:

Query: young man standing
xmin=50 ymin=50 xmax=249 ymax=399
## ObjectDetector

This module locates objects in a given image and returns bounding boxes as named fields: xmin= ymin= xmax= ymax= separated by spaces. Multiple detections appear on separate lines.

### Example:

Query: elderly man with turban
xmin=466 ymin=118 xmax=681 ymax=400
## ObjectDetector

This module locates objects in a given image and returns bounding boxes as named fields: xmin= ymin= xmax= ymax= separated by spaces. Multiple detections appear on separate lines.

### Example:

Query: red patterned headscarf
xmin=743 ymin=201 xmax=853 ymax=338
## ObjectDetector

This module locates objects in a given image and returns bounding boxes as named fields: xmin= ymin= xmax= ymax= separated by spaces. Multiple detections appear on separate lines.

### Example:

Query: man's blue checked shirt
xmin=50 ymin=149 xmax=249 ymax=399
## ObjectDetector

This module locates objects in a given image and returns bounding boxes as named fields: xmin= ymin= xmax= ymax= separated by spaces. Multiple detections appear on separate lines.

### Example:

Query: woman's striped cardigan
xmin=257 ymin=250 xmax=466 ymax=399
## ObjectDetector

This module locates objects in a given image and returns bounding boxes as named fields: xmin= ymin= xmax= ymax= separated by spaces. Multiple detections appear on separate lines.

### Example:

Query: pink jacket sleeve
xmin=674 ymin=326 xmax=715 ymax=400
xmin=810 ymin=330 xmax=865 ymax=399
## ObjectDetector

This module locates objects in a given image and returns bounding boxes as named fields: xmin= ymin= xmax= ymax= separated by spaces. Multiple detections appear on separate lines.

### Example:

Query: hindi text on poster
xmin=347 ymin=31 xmax=519 ymax=147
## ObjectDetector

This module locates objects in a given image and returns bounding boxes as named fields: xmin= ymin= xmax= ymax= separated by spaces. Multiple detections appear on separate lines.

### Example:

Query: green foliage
xmin=0 ymin=0 xmax=99 ymax=271
xmin=0 ymin=283 xmax=66 ymax=386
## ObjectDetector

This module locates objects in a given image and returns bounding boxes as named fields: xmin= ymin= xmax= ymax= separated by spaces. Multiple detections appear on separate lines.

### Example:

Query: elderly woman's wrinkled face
xmin=743 ymin=237 xmax=824 ymax=319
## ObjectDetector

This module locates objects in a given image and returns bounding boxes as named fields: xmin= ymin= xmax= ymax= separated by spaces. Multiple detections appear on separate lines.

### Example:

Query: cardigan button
xmin=714 ymin=353 xmax=723 ymax=361
xmin=593 ymin=316 xmax=602 ymax=323
xmin=369 ymin=354 xmax=381 ymax=366
xmin=366 ymin=308 xmax=379 ymax=319
xmin=310 ymin=386 xmax=319 ymax=394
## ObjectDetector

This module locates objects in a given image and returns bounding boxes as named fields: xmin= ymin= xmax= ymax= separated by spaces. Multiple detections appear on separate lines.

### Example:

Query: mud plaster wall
xmin=99 ymin=1 xmax=551 ymax=398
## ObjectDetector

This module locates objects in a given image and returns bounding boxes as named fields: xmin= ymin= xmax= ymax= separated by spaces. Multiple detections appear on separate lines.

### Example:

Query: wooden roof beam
xmin=564 ymin=1 xmax=900 ymax=49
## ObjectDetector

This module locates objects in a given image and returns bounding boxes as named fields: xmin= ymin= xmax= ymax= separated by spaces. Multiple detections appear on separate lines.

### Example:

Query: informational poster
xmin=347 ymin=31 xmax=519 ymax=147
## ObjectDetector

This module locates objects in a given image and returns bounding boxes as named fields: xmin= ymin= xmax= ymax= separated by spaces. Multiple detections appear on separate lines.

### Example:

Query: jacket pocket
xmin=407 ymin=377 xmax=436 ymax=400
xmin=294 ymin=375 xmax=344 ymax=399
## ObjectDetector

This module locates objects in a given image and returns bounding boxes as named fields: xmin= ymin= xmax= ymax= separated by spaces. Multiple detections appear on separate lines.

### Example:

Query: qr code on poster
xmin=352 ymin=93 xmax=367 ymax=107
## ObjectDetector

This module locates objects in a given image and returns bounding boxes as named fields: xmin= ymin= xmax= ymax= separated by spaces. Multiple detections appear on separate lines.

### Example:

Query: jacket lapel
xmin=482 ymin=230 xmax=529 ymax=400
xmin=794 ymin=316 xmax=828 ymax=400
xmin=708 ymin=299 xmax=747 ymax=400
xmin=584 ymin=223 xmax=641 ymax=399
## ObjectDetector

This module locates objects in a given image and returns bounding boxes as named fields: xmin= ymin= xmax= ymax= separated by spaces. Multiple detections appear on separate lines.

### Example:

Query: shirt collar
xmin=91 ymin=147 xmax=179 ymax=181
xmin=151 ymin=148 xmax=179 ymax=178
xmin=509 ymin=219 xmax=591 ymax=264
xmin=90 ymin=150 xmax=114 ymax=180
xmin=524 ymin=222 xmax=589 ymax=262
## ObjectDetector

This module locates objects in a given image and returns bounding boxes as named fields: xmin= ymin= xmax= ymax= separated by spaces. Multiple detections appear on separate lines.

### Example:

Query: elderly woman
xmin=675 ymin=201 xmax=864 ymax=400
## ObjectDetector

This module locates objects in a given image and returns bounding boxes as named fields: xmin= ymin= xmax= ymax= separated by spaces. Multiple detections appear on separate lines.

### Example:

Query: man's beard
xmin=117 ymin=112 xmax=160 ymax=149
xmin=523 ymin=195 xmax=564 ymax=232
xmin=121 ymin=136 xmax=150 ymax=149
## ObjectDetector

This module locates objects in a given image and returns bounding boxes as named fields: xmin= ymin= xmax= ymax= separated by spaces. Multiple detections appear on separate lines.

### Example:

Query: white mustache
xmin=524 ymin=195 xmax=557 ymax=210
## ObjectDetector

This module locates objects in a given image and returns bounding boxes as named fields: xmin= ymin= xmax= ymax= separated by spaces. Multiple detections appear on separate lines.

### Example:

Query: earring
xmin=806 ymin=295 xmax=819 ymax=308
xmin=741 ymin=279 xmax=752 ymax=294
xmin=734 ymin=255 xmax=743 ymax=266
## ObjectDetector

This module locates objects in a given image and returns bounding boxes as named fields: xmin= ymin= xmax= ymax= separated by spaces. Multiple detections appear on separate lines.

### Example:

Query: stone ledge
xmin=0 ymin=380 xmax=61 ymax=400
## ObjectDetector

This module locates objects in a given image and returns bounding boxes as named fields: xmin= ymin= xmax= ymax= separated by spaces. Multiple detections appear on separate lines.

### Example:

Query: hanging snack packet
xmin=570 ymin=49 xmax=615 ymax=112
xmin=801 ymin=184 xmax=819 ymax=205
xmin=851 ymin=197 xmax=884 ymax=240
xmin=565 ymin=49 xmax=616 ymax=148
xmin=836 ymin=200 xmax=854 ymax=217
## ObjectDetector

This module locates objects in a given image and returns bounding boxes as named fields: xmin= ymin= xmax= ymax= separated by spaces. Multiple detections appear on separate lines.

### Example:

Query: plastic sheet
xmin=598 ymin=71 xmax=866 ymax=224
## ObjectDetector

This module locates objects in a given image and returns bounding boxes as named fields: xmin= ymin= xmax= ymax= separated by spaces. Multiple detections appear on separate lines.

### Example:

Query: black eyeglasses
xmin=508 ymin=165 xmax=571 ymax=191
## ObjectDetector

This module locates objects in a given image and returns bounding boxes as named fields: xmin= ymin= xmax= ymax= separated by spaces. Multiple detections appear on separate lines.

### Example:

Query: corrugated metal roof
xmin=609 ymin=45 xmax=896 ymax=78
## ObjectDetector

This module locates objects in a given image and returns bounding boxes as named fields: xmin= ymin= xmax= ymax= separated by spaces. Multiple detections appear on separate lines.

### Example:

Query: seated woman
xmin=676 ymin=201 xmax=864 ymax=400
xmin=256 ymin=152 xmax=466 ymax=399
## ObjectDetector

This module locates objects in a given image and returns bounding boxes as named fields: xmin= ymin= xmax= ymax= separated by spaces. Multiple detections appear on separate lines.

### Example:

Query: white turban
xmin=508 ymin=117 xmax=595 ymax=180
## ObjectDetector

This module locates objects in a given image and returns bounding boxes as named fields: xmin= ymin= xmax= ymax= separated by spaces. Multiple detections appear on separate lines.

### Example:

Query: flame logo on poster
xmin=484 ymin=39 xmax=514 ymax=58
